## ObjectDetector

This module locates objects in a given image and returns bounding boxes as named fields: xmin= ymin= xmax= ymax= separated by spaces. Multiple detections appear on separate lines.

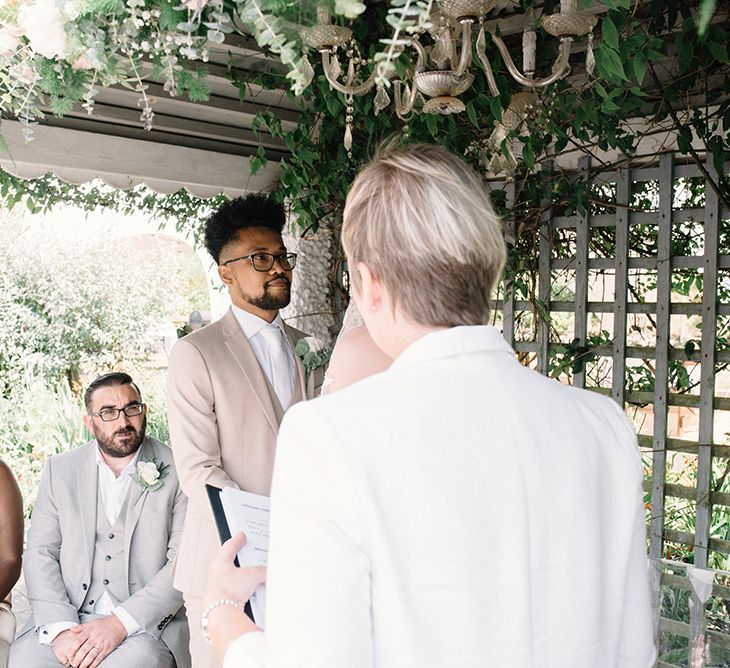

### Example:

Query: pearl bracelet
xmin=200 ymin=598 xmax=246 ymax=644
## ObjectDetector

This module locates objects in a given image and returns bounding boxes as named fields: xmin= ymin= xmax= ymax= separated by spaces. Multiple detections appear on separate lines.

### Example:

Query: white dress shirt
xmin=39 ymin=447 xmax=142 ymax=644
xmin=231 ymin=305 xmax=296 ymax=409
xmin=224 ymin=326 xmax=656 ymax=667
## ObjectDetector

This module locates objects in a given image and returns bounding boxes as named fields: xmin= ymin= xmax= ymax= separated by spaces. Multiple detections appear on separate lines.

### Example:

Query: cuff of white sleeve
xmin=38 ymin=622 xmax=77 ymax=645
xmin=223 ymin=631 xmax=265 ymax=668
xmin=111 ymin=607 xmax=140 ymax=636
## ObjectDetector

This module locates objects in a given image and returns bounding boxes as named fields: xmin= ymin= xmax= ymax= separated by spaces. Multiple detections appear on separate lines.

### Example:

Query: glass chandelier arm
xmin=475 ymin=27 xmax=501 ymax=97
xmin=407 ymin=37 xmax=427 ymax=72
xmin=490 ymin=34 xmax=573 ymax=88
xmin=321 ymin=50 xmax=377 ymax=96
xmin=453 ymin=21 xmax=473 ymax=77
xmin=394 ymin=80 xmax=418 ymax=117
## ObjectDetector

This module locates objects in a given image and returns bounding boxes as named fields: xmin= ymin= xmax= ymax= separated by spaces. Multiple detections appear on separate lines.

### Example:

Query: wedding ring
xmin=91 ymin=646 xmax=100 ymax=652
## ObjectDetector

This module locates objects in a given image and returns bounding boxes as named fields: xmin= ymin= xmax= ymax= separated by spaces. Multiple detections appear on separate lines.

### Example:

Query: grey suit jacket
xmin=20 ymin=437 xmax=190 ymax=668
xmin=167 ymin=308 xmax=319 ymax=598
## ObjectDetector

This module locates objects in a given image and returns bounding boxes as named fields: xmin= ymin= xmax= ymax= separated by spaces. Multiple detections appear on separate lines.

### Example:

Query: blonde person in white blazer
xmin=202 ymin=143 xmax=656 ymax=668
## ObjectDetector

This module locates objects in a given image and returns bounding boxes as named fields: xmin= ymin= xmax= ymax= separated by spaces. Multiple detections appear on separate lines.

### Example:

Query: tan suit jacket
xmin=167 ymin=308 xmax=317 ymax=597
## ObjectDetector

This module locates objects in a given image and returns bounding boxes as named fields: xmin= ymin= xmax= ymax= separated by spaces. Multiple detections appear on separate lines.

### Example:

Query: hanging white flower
xmin=0 ymin=26 xmax=22 ymax=58
xmin=18 ymin=0 xmax=68 ymax=59
xmin=181 ymin=0 xmax=210 ymax=9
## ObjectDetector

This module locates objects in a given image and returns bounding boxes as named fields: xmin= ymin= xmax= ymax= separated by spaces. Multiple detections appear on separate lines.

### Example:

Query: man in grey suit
xmin=10 ymin=372 xmax=190 ymax=668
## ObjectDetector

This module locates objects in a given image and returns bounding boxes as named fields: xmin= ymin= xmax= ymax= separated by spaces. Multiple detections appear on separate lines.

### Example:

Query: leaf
xmin=632 ymin=53 xmax=647 ymax=85
xmin=594 ymin=45 xmax=629 ymax=83
xmin=675 ymin=35 xmax=694 ymax=74
xmin=601 ymin=16 xmax=620 ymax=51
xmin=522 ymin=143 xmax=535 ymax=171
xmin=425 ymin=112 xmax=437 ymax=136
xmin=697 ymin=0 xmax=717 ymax=37
xmin=466 ymin=100 xmax=479 ymax=128
xmin=707 ymin=38 xmax=730 ymax=64
xmin=489 ymin=96 xmax=502 ymax=123
xmin=684 ymin=340 xmax=697 ymax=359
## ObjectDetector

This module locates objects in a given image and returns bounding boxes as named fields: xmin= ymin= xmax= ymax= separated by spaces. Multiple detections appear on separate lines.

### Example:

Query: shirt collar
xmin=231 ymin=304 xmax=285 ymax=340
xmin=390 ymin=325 xmax=515 ymax=371
xmin=95 ymin=443 xmax=142 ymax=480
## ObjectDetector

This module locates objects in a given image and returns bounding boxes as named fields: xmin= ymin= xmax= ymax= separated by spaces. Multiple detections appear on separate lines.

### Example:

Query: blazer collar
xmin=123 ymin=438 xmax=155 ymax=582
xmin=221 ymin=308 xmax=282 ymax=431
xmin=390 ymin=325 xmax=515 ymax=371
xmin=77 ymin=443 xmax=100 ymax=575
xmin=283 ymin=323 xmax=308 ymax=401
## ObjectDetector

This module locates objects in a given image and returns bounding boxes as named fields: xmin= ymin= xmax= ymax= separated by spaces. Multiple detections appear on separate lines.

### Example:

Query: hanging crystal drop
xmin=347 ymin=56 xmax=355 ymax=84
xmin=374 ymin=85 xmax=390 ymax=115
xmin=300 ymin=54 xmax=315 ymax=89
xmin=344 ymin=123 xmax=353 ymax=152
xmin=329 ymin=53 xmax=342 ymax=80
xmin=431 ymin=28 xmax=451 ymax=67
xmin=344 ymin=94 xmax=354 ymax=155
xmin=586 ymin=32 xmax=595 ymax=76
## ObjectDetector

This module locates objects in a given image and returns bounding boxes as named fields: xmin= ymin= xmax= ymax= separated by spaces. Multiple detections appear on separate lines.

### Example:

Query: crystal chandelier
xmin=300 ymin=0 xmax=598 ymax=161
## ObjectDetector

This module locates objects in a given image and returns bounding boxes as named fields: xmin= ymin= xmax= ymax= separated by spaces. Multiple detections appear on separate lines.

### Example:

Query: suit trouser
xmin=182 ymin=595 xmax=220 ymax=668
xmin=0 ymin=603 xmax=15 ymax=668
xmin=9 ymin=629 xmax=175 ymax=667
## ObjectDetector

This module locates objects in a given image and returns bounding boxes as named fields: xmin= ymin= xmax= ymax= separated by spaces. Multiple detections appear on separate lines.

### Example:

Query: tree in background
xmin=0 ymin=209 xmax=208 ymax=513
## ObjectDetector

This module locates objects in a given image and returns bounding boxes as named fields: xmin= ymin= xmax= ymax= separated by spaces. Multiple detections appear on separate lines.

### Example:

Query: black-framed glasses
xmin=89 ymin=402 xmax=146 ymax=422
xmin=222 ymin=252 xmax=297 ymax=272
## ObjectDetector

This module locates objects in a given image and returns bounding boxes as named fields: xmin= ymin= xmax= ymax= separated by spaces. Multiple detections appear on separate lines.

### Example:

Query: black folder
xmin=205 ymin=483 xmax=254 ymax=620
xmin=205 ymin=483 xmax=240 ymax=567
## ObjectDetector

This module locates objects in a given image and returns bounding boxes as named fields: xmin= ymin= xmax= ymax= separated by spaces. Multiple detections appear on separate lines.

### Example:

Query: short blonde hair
xmin=342 ymin=143 xmax=506 ymax=327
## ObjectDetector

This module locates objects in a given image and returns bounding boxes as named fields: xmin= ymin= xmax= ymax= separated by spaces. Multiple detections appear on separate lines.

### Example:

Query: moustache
xmin=114 ymin=426 xmax=137 ymax=438
xmin=265 ymin=275 xmax=291 ymax=288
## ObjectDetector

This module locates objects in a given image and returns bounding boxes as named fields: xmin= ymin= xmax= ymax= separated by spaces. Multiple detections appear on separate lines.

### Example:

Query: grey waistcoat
xmin=79 ymin=490 xmax=128 ymax=614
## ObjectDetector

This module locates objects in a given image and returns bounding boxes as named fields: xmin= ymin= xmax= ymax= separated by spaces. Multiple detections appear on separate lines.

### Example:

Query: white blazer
xmin=226 ymin=326 xmax=656 ymax=668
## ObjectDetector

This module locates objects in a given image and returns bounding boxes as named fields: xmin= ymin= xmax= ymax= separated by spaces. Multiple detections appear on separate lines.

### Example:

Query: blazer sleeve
xmin=609 ymin=401 xmax=657 ymax=668
xmin=227 ymin=402 xmax=373 ymax=667
xmin=167 ymin=338 xmax=241 ymax=498
xmin=23 ymin=460 xmax=80 ymax=627
xmin=118 ymin=482 xmax=187 ymax=633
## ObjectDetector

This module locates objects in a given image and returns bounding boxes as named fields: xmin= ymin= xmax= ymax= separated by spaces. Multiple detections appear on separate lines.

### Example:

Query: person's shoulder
xmin=169 ymin=317 xmax=228 ymax=367
xmin=147 ymin=437 xmax=176 ymax=466
xmin=283 ymin=322 xmax=308 ymax=340
xmin=290 ymin=368 xmax=391 ymax=425
xmin=176 ymin=317 xmax=225 ymax=347
xmin=0 ymin=458 xmax=16 ymax=485
xmin=46 ymin=441 xmax=95 ymax=470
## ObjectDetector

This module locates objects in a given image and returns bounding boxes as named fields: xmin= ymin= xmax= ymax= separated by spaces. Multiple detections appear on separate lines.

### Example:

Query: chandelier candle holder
xmin=300 ymin=0 xmax=598 ymax=156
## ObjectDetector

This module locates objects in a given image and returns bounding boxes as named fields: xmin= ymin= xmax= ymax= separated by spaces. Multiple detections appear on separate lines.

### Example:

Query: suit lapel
xmin=221 ymin=309 xmax=282 ymax=433
xmin=123 ymin=438 xmax=151 ymax=581
xmin=284 ymin=324 xmax=308 ymax=402
xmin=77 ymin=444 xmax=99 ymax=575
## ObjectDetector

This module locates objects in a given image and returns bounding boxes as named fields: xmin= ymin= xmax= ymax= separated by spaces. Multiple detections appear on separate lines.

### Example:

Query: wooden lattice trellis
xmin=490 ymin=152 xmax=730 ymax=668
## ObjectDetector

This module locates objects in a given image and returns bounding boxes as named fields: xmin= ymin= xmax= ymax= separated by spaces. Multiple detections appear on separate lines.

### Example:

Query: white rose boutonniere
xmin=295 ymin=336 xmax=331 ymax=381
xmin=130 ymin=458 xmax=169 ymax=492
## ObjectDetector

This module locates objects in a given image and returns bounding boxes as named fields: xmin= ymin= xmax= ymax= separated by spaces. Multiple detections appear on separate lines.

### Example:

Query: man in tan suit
xmin=167 ymin=194 xmax=317 ymax=667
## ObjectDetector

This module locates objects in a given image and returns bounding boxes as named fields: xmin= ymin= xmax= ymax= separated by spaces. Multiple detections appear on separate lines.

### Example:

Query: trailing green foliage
xmin=0 ymin=169 xmax=225 ymax=243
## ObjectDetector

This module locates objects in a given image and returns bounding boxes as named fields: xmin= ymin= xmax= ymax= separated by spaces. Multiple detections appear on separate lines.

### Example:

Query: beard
xmin=95 ymin=416 xmax=146 ymax=459
xmin=242 ymin=275 xmax=291 ymax=311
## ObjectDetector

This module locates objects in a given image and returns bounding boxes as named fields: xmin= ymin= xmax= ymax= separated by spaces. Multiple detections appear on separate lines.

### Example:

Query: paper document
xmin=219 ymin=487 xmax=270 ymax=628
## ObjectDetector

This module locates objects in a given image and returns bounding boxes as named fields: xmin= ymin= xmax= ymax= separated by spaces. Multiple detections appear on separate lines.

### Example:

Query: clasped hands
xmin=51 ymin=614 xmax=127 ymax=668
